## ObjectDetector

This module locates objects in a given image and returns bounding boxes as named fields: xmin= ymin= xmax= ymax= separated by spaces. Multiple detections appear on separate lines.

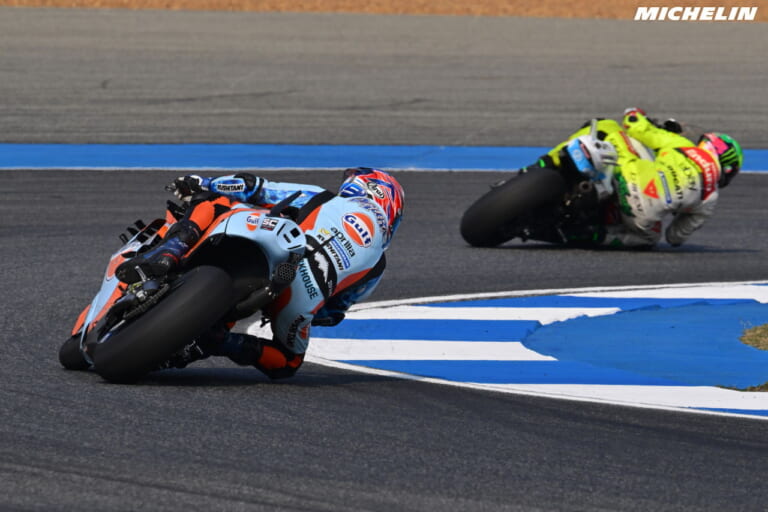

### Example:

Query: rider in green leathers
xmin=541 ymin=108 xmax=743 ymax=248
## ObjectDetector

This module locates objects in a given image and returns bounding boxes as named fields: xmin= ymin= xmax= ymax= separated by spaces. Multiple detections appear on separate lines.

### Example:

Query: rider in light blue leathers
xmin=116 ymin=168 xmax=405 ymax=379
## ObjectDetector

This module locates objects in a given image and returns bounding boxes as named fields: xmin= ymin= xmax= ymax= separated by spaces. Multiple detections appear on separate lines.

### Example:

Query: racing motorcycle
xmin=58 ymin=196 xmax=306 ymax=383
xmin=460 ymin=121 xmax=653 ymax=248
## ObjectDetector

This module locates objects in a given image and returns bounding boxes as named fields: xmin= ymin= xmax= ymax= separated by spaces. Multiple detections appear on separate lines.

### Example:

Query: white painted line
xmin=574 ymin=284 xmax=768 ymax=302
xmin=477 ymin=384 xmax=768 ymax=411
xmin=345 ymin=306 xmax=620 ymax=324
xmin=307 ymin=338 xmax=556 ymax=361
xmin=348 ymin=280 xmax=768 ymax=310
xmin=303 ymin=357 xmax=768 ymax=421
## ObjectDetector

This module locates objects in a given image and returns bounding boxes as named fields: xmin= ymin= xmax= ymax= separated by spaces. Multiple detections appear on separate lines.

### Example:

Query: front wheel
xmin=59 ymin=335 xmax=91 ymax=371
xmin=90 ymin=266 xmax=234 ymax=383
xmin=460 ymin=168 xmax=566 ymax=247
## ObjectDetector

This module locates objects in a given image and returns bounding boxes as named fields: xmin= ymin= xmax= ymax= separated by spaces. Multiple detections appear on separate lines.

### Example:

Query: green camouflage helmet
xmin=698 ymin=132 xmax=743 ymax=188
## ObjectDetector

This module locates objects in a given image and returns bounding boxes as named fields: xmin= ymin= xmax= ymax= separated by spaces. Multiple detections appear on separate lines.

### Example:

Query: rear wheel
xmin=460 ymin=168 xmax=566 ymax=247
xmin=90 ymin=266 xmax=234 ymax=383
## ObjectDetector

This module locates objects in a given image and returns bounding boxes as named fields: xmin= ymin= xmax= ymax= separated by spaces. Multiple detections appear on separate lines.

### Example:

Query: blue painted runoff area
xmin=0 ymin=143 xmax=766 ymax=171
xmin=696 ymin=408 xmax=768 ymax=418
xmin=524 ymin=301 xmax=768 ymax=389
xmin=315 ymin=294 xmax=768 ymax=390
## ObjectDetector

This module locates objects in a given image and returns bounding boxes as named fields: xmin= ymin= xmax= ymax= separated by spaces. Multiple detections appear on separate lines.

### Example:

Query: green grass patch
xmin=739 ymin=324 xmax=768 ymax=391
xmin=741 ymin=324 xmax=768 ymax=351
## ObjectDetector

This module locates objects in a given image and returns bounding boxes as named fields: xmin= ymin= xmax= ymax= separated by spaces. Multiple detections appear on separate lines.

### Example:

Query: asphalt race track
xmin=2 ymin=8 xmax=768 ymax=511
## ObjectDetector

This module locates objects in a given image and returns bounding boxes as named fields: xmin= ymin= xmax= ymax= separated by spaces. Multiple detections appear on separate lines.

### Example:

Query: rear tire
xmin=91 ymin=266 xmax=234 ymax=383
xmin=460 ymin=168 xmax=566 ymax=247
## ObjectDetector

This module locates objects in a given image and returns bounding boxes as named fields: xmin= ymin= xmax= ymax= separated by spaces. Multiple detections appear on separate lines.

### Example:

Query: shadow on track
xmin=491 ymin=243 xmax=761 ymax=254
xmin=64 ymin=364 xmax=403 ymax=388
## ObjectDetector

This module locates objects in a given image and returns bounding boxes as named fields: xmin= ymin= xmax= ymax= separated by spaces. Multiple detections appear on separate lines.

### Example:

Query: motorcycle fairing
xmin=71 ymin=206 xmax=307 ymax=361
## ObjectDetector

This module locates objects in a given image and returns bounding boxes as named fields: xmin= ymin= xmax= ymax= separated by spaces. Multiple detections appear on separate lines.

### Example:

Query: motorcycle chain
xmin=123 ymin=283 xmax=171 ymax=321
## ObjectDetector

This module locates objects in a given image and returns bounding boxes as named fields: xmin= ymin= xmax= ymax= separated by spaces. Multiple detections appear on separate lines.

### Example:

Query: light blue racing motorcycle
xmin=59 ymin=198 xmax=306 ymax=383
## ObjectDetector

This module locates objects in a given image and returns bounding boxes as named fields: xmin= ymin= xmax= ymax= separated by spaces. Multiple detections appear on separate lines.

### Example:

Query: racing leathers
xmin=163 ymin=173 xmax=389 ymax=379
xmin=543 ymin=112 xmax=722 ymax=248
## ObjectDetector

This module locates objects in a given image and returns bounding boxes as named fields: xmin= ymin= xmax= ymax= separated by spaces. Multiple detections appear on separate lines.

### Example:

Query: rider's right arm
xmin=312 ymin=255 xmax=386 ymax=326
xmin=312 ymin=274 xmax=383 ymax=327
xmin=622 ymin=111 xmax=694 ymax=151
xmin=665 ymin=194 xmax=718 ymax=246
xmin=602 ymin=222 xmax=661 ymax=248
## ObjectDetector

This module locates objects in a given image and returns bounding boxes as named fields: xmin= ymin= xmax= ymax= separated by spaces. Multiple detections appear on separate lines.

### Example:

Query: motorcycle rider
xmin=115 ymin=168 xmax=405 ymax=379
xmin=536 ymin=108 xmax=743 ymax=247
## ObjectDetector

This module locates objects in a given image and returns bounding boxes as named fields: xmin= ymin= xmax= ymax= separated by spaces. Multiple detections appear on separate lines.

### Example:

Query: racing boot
xmin=116 ymin=220 xmax=201 ymax=284
xmin=217 ymin=333 xmax=305 ymax=380
xmin=157 ymin=322 xmax=229 ymax=370
xmin=167 ymin=322 xmax=305 ymax=379
xmin=159 ymin=341 xmax=209 ymax=369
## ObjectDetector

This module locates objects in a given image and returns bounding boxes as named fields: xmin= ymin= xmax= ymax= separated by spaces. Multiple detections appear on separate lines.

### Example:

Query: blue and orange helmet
xmin=339 ymin=167 xmax=404 ymax=248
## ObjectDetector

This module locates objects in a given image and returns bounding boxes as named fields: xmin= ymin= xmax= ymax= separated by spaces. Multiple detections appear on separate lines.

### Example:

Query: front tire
xmin=59 ymin=335 xmax=91 ymax=371
xmin=90 ymin=266 xmax=234 ymax=383
xmin=460 ymin=168 xmax=566 ymax=247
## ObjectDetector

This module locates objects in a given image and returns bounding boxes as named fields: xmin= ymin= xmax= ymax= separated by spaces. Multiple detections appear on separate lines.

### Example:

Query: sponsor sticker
xmin=350 ymin=197 xmax=388 ymax=234
xmin=261 ymin=217 xmax=279 ymax=231
xmin=330 ymin=227 xmax=356 ymax=257
xmin=299 ymin=262 xmax=319 ymax=300
xmin=342 ymin=213 xmax=375 ymax=248
xmin=566 ymin=138 xmax=592 ymax=174
xmin=286 ymin=315 xmax=307 ymax=348
xmin=216 ymin=182 xmax=246 ymax=192
xmin=366 ymin=182 xmax=387 ymax=200
xmin=643 ymin=179 xmax=659 ymax=199
xmin=246 ymin=214 xmax=260 ymax=231
xmin=634 ymin=6 xmax=757 ymax=21
xmin=657 ymin=171 xmax=673 ymax=204
xmin=677 ymin=147 xmax=719 ymax=200
xmin=328 ymin=238 xmax=352 ymax=270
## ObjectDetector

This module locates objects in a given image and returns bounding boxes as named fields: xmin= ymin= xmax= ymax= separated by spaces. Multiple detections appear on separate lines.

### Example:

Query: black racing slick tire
xmin=59 ymin=335 xmax=91 ymax=371
xmin=91 ymin=266 xmax=234 ymax=383
xmin=460 ymin=168 xmax=567 ymax=247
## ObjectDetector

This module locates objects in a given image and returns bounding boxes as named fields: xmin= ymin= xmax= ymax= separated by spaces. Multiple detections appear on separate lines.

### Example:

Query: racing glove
xmin=311 ymin=312 xmax=346 ymax=327
xmin=170 ymin=175 xmax=208 ymax=203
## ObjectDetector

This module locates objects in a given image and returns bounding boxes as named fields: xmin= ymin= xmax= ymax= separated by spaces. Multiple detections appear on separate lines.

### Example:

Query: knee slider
xmin=256 ymin=346 xmax=304 ymax=380
xmin=166 ymin=220 xmax=201 ymax=245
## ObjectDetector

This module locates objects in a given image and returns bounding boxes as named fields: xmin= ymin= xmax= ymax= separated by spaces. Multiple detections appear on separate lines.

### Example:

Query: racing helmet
xmin=698 ymin=132 xmax=743 ymax=188
xmin=339 ymin=167 xmax=404 ymax=248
